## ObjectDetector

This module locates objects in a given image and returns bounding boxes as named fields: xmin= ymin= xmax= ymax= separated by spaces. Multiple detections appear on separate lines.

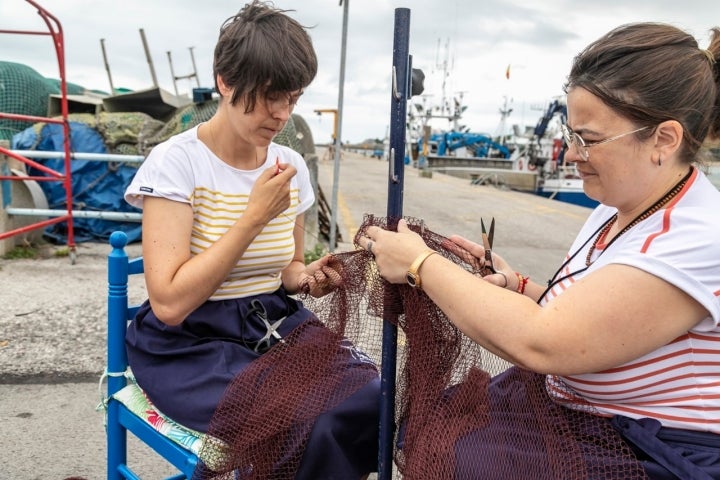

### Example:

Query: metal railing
xmin=0 ymin=0 xmax=76 ymax=257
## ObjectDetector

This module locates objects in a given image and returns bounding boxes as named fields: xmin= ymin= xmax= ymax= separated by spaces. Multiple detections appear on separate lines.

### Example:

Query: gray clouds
xmin=1 ymin=0 xmax=716 ymax=143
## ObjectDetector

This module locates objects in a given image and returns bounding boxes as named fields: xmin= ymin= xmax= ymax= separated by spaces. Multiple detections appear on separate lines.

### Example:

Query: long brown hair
xmin=565 ymin=22 xmax=720 ymax=163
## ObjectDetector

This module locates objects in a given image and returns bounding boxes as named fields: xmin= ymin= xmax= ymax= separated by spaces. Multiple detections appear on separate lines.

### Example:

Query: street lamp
xmin=328 ymin=0 xmax=349 ymax=252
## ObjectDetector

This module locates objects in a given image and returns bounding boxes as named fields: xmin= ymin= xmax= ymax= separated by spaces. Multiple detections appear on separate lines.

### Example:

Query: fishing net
xmin=192 ymin=253 xmax=384 ymax=479
xmin=0 ymin=61 xmax=92 ymax=141
xmin=0 ymin=61 xmax=58 ymax=141
xmin=191 ymin=214 xmax=649 ymax=479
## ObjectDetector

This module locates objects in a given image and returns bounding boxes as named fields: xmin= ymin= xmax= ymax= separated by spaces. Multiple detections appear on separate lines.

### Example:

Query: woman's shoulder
xmin=145 ymin=126 xmax=203 ymax=164
xmin=675 ymin=170 xmax=720 ymax=227
xmin=157 ymin=125 xmax=201 ymax=152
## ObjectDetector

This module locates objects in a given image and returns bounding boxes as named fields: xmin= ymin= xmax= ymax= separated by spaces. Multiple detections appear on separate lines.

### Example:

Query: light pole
xmin=328 ymin=0 xmax=349 ymax=251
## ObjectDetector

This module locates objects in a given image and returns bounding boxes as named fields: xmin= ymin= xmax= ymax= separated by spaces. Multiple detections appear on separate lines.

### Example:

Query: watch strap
xmin=406 ymin=250 xmax=438 ymax=289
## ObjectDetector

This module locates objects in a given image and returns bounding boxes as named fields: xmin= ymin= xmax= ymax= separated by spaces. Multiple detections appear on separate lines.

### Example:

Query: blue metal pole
xmin=378 ymin=8 xmax=411 ymax=480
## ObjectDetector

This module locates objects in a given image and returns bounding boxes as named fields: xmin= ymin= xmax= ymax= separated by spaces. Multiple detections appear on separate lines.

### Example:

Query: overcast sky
xmin=1 ymin=0 xmax=717 ymax=144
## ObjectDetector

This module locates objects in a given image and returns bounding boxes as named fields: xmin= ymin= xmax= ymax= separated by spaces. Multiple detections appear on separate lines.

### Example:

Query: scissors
xmin=480 ymin=217 xmax=496 ymax=275
xmin=247 ymin=299 xmax=286 ymax=354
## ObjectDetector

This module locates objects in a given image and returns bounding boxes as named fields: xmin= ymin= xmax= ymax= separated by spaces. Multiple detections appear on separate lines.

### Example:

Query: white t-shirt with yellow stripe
xmin=125 ymin=125 xmax=315 ymax=300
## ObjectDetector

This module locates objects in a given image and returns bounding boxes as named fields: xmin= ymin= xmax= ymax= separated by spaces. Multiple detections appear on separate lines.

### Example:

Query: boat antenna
xmin=99 ymin=38 xmax=115 ymax=94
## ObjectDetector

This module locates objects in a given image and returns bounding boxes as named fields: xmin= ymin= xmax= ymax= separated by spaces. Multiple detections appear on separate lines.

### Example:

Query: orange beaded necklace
xmin=585 ymin=168 xmax=692 ymax=266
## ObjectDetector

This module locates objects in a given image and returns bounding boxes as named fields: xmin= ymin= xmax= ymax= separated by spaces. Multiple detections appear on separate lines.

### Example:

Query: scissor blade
xmin=480 ymin=217 xmax=496 ymax=274
xmin=488 ymin=217 xmax=495 ymax=248
xmin=481 ymin=218 xmax=491 ymax=250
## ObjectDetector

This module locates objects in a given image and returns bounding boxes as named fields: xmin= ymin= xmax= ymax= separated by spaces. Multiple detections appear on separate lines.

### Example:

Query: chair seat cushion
xmin=112 ymin=382 xmax=205 ymax=455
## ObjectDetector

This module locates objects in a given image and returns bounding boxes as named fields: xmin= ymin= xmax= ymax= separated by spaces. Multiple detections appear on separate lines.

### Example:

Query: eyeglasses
xmin=265 ymin=90 xmax=303 ymax=114
xmin=560 ymin=124 xmax=649 ymax=162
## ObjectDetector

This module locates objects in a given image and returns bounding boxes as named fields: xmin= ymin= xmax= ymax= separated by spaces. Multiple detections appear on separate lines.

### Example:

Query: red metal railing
xmin=0 ymin=0 xmax=75 ymax=256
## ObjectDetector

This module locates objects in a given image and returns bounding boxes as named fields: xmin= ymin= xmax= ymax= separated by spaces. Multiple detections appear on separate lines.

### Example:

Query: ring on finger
xmin=366 ymin=240 xmax=374 ymax=254
xmin=497 ymin=271 xmax=508 ymax=288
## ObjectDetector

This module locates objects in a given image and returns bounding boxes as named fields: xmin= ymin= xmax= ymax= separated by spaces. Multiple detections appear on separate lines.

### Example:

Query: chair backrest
xmin=106 ymin=230 xmax=199 ymax=479
xmin=107 ymin=230 xmax=143 ymax=397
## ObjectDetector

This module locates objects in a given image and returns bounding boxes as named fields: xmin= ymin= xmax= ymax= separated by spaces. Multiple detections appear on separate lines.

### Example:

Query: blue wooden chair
xmin=105 ymin=230 xmax=200 ymax=479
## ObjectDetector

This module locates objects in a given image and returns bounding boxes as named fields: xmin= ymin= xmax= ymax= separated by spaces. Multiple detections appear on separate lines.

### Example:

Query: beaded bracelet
xmin=515 ymin=272 xmax=529 ymax=294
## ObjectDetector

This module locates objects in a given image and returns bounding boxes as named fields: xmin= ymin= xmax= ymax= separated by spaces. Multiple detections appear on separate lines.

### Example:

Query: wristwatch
xmin=406 ymin=250 xmax=438 ymax=289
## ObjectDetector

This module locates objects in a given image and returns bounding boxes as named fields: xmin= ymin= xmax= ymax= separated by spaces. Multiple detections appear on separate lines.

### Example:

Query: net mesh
xmin=192 ymin=214 xmax=649 ymax=479
xmin=193 ymin=251 xmax=384 ymax=479
xmin=0 ymin=61 xmax=58 ymax=141
xmin=0 ymin=61 xmax=92 ymax=141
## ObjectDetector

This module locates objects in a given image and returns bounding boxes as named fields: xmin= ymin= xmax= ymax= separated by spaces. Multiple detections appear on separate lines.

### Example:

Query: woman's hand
xmin=245 ymin=164 xmax=297 ymax=225
xmin=298 ymin=254 xmax=343 ymax=297
xmin=358 ymin=219 xmax=518 ymax=291
xmin=359 ymin=219 xmax=430 ymax=284
xmin=446 ymin=234 xmax=517 ymax=291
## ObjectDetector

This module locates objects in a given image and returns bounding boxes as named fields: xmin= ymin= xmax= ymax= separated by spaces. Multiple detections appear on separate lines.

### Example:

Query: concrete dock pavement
xmin=0 ymin=148 xmax=592 ymax=479
xmin=317 ymin=148 xmax=592 ymax=283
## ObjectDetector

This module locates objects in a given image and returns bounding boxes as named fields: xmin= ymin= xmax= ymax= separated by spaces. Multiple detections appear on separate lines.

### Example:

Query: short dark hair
xmin=212 ymin=0 xmax=318 ymax=112
xmin=565 ymin=22 xmax=720 ymax=163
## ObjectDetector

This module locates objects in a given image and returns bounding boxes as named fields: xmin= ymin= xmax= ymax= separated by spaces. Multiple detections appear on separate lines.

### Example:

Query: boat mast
xmin=497 ymin=95 xmax=513 ymax=145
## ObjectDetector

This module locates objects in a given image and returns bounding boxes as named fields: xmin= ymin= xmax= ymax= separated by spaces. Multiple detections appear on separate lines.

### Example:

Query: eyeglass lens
xmin=561 ymin=125 xmax=588 ymax=161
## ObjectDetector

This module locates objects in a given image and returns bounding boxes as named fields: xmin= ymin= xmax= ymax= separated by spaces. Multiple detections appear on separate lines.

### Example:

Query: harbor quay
xmin=0 ymin=147 xmax=591 ymax=479
xmin=320 ymin=147 xmax=591 ymax=283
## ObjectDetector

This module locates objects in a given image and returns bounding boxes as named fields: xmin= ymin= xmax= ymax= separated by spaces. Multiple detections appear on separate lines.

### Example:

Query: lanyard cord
xmin=536 ymin=220 xmax=610 ymax=304
xmin=538 ymin=168 xmax=693 ymax=304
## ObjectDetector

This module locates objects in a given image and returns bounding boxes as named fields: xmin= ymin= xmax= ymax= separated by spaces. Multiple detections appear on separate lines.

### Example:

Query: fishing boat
xmin=509 ymin=99 xmax=598 ymax=208
xmin=535 ymin=168 xmax=597 ymax=208
xmin=408 ymin=92 xmax=599 ymax=208
xmin=408 ymin=93 xmax=533 ymax=193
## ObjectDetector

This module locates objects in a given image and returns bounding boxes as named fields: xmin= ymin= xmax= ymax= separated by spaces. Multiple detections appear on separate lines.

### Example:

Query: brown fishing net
xmin=193 ymin=318 xmax=380 ymax=478
xmin=193 ymin=215 xmax=648 ymax=479
xmin=192 ymin=234 xmax=384 ymax=479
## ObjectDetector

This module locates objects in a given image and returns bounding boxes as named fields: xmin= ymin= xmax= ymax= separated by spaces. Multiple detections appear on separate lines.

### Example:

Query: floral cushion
xmin=108 ymin=372 xmax=230 ymax=471
xmin=112 ymin=382 xmax=205 ymax=455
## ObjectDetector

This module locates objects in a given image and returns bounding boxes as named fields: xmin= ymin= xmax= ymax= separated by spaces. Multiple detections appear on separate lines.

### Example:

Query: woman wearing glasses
xmin=361 ymin=22 xmax=720 ymax=478
xmin=123 ymin=2 xmax=379 ymax=478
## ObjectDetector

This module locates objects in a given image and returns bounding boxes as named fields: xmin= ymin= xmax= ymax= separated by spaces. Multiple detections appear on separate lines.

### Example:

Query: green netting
xmin=0 ymin=61 xmax=59 ymax=141
xmin=140 ymin=100 xmax=218 ymax=155
xmin=44 ymin=78 xmax=90 ymax=95
xmin=21 ymin=105 xmax=303 ymax=160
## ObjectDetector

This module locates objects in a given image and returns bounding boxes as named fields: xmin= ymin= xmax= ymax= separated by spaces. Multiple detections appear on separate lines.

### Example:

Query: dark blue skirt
xmin=125 ymin=288 xmax=380 ymax=478
xmin=451 ymin=367 xmax=720 ymax=480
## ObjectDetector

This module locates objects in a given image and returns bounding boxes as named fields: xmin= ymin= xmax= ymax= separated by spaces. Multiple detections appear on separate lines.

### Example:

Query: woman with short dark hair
xmin=124 ymin=2 xmax=380 ymax=478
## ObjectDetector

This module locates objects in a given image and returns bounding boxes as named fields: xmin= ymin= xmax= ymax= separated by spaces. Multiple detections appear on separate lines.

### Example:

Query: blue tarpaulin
xmin=12 ymin=121 xmax=142 ymax=243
